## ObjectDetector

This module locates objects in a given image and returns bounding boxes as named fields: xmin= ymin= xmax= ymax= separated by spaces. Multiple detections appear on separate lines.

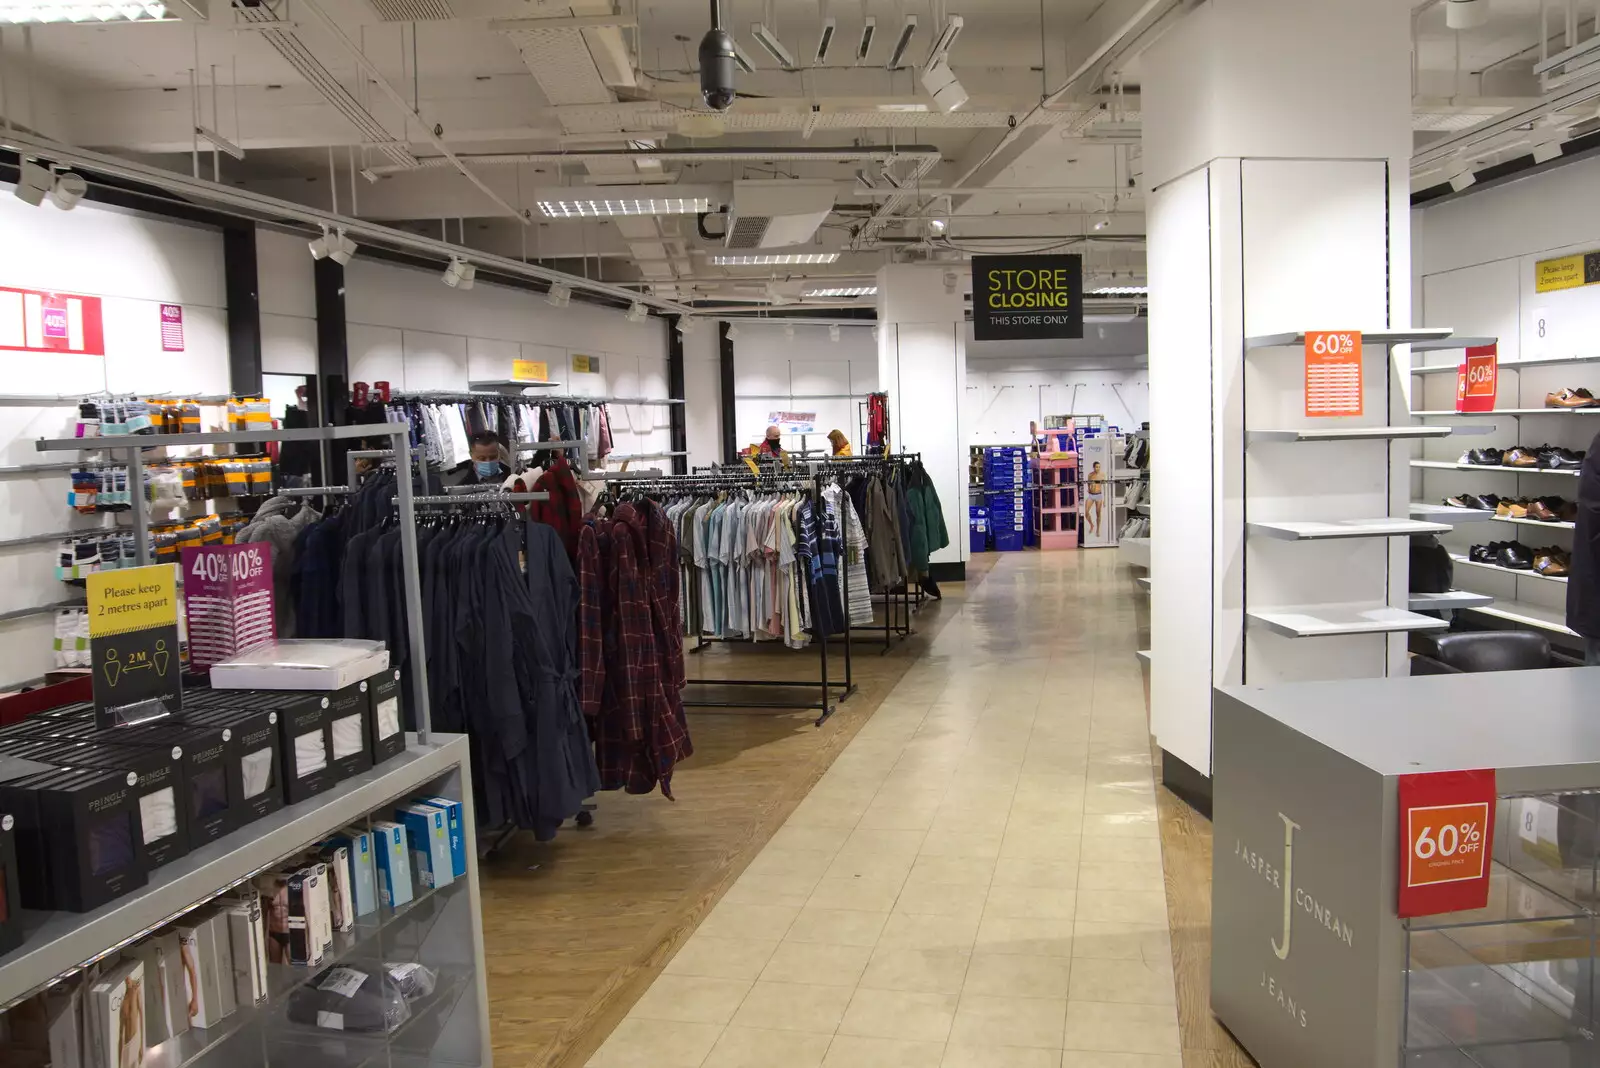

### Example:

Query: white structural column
xmin=875 ymin=264 xmax=970 ymax=575
xmin=1143 ymin=0 xmax=1414 ymax=794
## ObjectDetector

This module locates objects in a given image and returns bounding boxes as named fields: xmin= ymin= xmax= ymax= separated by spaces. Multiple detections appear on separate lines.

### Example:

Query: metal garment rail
xmin=606 ymin=467 xmax=857 ymax=726
xmin=391 ymin=390 xmax=685 ymax=406
xmin=806 ymin=453 xmax=926 ymax=654
xmin=37 ymin=422 xmax=439 ymax=745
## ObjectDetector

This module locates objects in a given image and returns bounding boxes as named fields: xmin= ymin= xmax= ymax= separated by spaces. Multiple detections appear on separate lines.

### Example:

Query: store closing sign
xmin=1397 ymin=768 xmax=1495 ymax=918
xmin=1455 ymin=343 xmax=1498 ymax=413
xmin=972 ymin=255 xmax=1083 ymax=341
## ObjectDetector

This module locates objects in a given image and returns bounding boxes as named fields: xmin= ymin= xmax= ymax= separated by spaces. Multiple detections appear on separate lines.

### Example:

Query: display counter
xmin=1212 ymin=668 xmax=1600 ymax=1068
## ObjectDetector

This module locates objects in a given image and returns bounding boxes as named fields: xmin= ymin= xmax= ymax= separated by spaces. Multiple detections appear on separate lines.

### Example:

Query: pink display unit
xmin=1032 ymin=457 xmax=1079 ymax=549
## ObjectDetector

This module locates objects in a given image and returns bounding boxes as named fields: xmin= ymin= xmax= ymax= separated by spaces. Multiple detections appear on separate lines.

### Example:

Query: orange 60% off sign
xmin=1304 ymin=330 xmax=1363 ymax=418
xmin=1397 ymin=769 xmax=1496 ymax=918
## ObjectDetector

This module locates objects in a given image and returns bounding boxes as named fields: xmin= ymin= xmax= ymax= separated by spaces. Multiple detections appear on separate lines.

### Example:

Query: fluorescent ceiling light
xmin=887 ymin=14 xmax=917 ymax=70
xmin=1091 ymin=285 xmax=1147 ymax=296
xmin=751 ymin=22 xmax=796 ymax=69
xmin=875 ymin=103 xmax=928 ymax=112
xmin=0 ymin=0 xmax=168 ymax=19
xmin=712 ymin=252 xmax=841 ymax=265
xmin=805 ymin=285 xmax=877 ymax=298
xmin=924 ymin=14 xmax=962 ymax=67
xmin=537 ymin=196 xmax=712 ymax=218
xmin=857 ymin=15 xmax=875 ymax=61
xmin=854 ymin=168 xmax=876 ymax=189
xmin=730 ymin=37 xmax=756 ymax=74
xmin=815 ymin=16 xmax=835 ymax=64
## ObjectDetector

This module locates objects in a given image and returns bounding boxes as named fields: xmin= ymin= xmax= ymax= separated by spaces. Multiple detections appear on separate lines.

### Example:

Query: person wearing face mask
xmin=447 ymin=431 xmax=511 ymax=486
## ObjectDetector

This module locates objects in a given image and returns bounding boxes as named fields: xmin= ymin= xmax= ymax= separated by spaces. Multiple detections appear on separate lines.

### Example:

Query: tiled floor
xmin=586 ymin=551 xmax=1176 ymax=1068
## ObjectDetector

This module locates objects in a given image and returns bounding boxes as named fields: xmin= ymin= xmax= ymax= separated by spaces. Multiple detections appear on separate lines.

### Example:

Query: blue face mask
xmin=474 ymin=460 xmax=500 ymax=479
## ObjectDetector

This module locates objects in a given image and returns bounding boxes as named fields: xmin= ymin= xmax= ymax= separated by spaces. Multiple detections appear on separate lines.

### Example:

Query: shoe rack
xmin=1408 ymin=338 xmax=1594 ymax=641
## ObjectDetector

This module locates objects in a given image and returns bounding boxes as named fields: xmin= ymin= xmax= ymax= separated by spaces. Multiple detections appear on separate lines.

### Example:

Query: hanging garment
xmin=531 ymin=457 xmax=584 ymax=561
xmin=825 ymin=484 xmax=873 ymax=627
xmin=864 ymin=477 xmax=908 ymax=591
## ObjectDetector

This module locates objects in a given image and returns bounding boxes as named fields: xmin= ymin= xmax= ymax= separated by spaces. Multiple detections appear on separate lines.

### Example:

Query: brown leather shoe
xmin=1546 ymin=388 xmax=1599 ymax=408
xmin=1527 ymin=499 xmax=1562 ymax=522
xmin=1535 ymin=548 xmax=1571 ymax=577
xmin=1504 ymin=446 xmax=1543 ymax=468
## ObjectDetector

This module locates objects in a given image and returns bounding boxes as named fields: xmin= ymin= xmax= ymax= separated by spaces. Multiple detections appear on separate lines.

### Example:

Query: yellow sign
xmin=512 ymin=359 xmax=549 ymax=383
xmin=1536 ymin=254 xmax=1587 ymax=293
xmin=572 ymin=354 xmax=600 ymax=374
xmin=87 ymin=564 xmax=177 ymax=639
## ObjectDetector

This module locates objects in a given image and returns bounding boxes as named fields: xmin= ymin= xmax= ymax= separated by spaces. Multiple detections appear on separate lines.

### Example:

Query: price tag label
xmin=1456 ymin=343 xmax=1499 ymax=413
xmin=1398 ymin=768 xmax=1496 ymax=918
xmin=1304 ymin=330 xmax=1363 ymax=417
xmin=181 ymin=544 xmax=276 ymax=673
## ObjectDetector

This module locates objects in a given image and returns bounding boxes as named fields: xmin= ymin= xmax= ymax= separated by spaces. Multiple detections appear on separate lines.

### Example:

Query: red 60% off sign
xmin=1304 ymin=330 xmax=1363 ymax=418
xmin=1398 ymin=769 xmax=1496 ymax=918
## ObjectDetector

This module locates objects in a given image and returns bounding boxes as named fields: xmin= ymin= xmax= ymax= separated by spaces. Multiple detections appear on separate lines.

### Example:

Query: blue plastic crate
xmin=969 ymin=506 xmax=991 ymax=553
xmin=993 ymin=529 xmax=1025 ymax=552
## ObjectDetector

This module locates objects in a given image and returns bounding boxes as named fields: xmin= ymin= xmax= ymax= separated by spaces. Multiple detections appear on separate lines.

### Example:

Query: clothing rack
xmin=403 ymin=492 xmax=549 ymax=506
xmin=604 ymin=465 xmax=857 ymax=726
xmin=391 ymin=390 xmax=684 ymax=407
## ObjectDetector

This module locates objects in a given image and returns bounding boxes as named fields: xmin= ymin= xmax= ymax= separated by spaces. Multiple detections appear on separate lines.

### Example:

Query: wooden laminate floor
xmin=480 ymin=563 xmax=994 ymax=1068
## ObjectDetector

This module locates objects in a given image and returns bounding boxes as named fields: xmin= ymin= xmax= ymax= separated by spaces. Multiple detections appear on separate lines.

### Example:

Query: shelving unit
xmin=1407 ymin=337 xmax=1596 ymax=644
xmin=0 ymin=735 xmax=492 ymax=1066
xmin=1409 ymin=503 xmax=1493 ymax=523
xmin=1409 ymin=590 xmax=1496 ymax=611
xmin=1248 ymin=425 xmax=1452 ymax=444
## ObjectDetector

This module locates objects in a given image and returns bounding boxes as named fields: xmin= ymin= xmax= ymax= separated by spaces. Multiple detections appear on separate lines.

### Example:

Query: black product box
xmin=9 ymin=716 xmax=237 ymax=842
xmin=0 ymin=811 xmax=21 ymax=954
xmin=325 ymin=681 xmax=374 ymax=780
xmin=194 ymin=690 xmax=335 ymax=804
xmin=366 ymin=668 xmax=407 ymax=765
xmin=0 ymin=736 xmax=191 ymax=869
xmin=176 ymin=699 xmax=286 ymax=824
xmin=0 ymin=754 xmax=146 ymax=912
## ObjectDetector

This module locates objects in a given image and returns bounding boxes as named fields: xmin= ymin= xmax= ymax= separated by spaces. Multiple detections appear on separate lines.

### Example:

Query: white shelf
xmin=1246 ymin=604 xmax=1450 ymax=638
xmin=1249 ymin=426 xmax=1454 ymax=444
xmin=1411 ymin=353 xmax=1600 ymax=375
xmin=1118 ymin=536 xmax=1150 ymax=570
xmin=1410 ymin=460 xmax=1580 ymax=476
xmin=1408 ymin=336 xmax=1500 ymax=351
xmin=1247 ymin=518 xmax=1449 ymax=540
xmin=1136 ymin=576 xmax=1151 ymax=592
xmin=1136 ymin=649 xmax=1152 ymax=665
xmin=1409 ymin=503 xmax=1494 ymax=523
xmin=1450 ymin=553 xmax=1569 ymax=584
xmin=1469 ymin=599 xmax=1578 ymax=637
xmin=1409 ymin=590 xmax=1496 ymax=611
xmin=1486 ymin=513 xmax=1576 ymax=532
xmin=1245 ymin=329 xmax=1454 ymax=350
xmin=1412 ymin=408 xmax=1600 ymax=416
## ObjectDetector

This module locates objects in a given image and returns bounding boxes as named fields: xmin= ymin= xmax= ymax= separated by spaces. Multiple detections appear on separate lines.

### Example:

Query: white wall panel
xmin=730 ymin=325 xmax=878 ymax=451
xmin=0 ymin=188 xmax=231 ymax=687
xmin=683 ymin=329 xmax=722 ymax=468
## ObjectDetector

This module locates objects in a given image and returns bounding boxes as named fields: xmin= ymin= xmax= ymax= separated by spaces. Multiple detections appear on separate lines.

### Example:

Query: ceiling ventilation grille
xmin=367 ymin=0 xmax=452 ymax=20
xmin=726 ymin=215 xmax=771 ymax=250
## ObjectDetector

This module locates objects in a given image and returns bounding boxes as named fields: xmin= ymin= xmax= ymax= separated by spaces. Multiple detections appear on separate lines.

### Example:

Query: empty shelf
xmin=1135 ymin=576 xmax=1151 ymax=592
xmin=1410 ymin=503 xmax=1494 ymax=524
xmin=1450 ymin=555 xmax=1568 ymax=584
xmin=1246 ymin=604 xmax=1450 ymax=638
xmin=1408 ymin=336 xmax=1500 ymax=351
xmin=1246 ymin=329 xmax=1454 ymax=350
xmin=1249 ymin=518 xmax=1450 ymax=540
xmin=1135 ymin=649 xmax=1151 ymax=665
xmin=1250 ymin=426 xmax=1453 ymax=443
xmin=1410 ymin=461 xmax=1580 ymax=476
xmin=1409 ymin=590 xmax=1496 ymax=611
xmin=1468 ymin=600 xmax=1578 ymax=637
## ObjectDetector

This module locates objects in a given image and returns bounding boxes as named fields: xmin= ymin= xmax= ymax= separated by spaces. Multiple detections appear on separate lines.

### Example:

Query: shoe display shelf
xmin=0 ymin=734 xmax=492 ymax=1068
xmin=1240 ymin=330 xmax=1463 ymax=645
xmin=1407 ymin=336 xmax=1596 ymax=647
xmin=1213 ymin=670 xmax=1600 ymax=1068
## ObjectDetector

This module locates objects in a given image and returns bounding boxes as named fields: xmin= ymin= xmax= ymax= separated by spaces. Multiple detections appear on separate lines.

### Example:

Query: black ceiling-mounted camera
xmin=699 ymin=1 xmax=737 ymax=111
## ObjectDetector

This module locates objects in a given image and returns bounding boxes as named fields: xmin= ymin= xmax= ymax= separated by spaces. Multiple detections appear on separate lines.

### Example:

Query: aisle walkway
xmin=586 ymin=551 xmax=1176 ymax=1068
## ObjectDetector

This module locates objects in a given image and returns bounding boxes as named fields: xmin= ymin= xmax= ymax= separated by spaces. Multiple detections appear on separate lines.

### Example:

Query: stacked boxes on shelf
xmin=983 ymin=447 xmax=1030 ymax=552
xmin=969 ymin=506 xmax=990 ymax=554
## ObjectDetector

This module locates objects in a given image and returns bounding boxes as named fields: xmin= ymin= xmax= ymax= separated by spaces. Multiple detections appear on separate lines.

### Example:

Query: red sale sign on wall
xmin=1398 ymin=768 xmax=1496 ymax=918
xmin=1455 ymin=343 xmax=1499 ymax=413
xmin=0 ymin=286 xmax=105 ymax=355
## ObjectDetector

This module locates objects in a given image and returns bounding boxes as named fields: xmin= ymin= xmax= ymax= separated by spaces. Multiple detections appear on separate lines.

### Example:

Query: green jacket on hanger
xmin=906 ymin=475 xmax=948 ymax=573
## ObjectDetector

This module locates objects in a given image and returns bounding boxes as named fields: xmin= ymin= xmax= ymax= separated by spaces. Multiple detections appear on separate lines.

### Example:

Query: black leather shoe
xmin=1471 ymin=494 xmax=1503 ymax=510
xmin=1469 ymin=448 xmax=1505 ymax=466
xmin=1469 ymin=543 xmax=1499 ymax=563
xmin=1495 ymin=542 xmax=1534 ymax=570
